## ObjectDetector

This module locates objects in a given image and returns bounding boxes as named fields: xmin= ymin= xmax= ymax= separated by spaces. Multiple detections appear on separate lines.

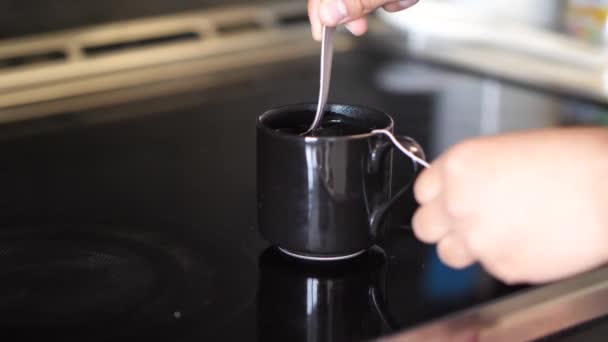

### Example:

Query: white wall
xmin=437 ymin=0 xmax=563 ymax=28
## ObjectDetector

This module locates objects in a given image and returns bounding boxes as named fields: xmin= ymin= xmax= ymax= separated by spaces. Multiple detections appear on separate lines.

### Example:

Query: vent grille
xmin=216 ymin=20 xmax=263 ymax=35
xmin=278 ymin=13 xmax=310 ymax=27
xmin=0 ymin=2 xmax=310 ymax=73
xmin=0 ymin=50 xmax=66 ymax=70
xmin=83 ymin=32 xmax=200 ymax=57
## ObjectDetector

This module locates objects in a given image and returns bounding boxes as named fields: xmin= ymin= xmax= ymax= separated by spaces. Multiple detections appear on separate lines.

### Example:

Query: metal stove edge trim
xmin=383 ymin=265 xmax=608 ymax=341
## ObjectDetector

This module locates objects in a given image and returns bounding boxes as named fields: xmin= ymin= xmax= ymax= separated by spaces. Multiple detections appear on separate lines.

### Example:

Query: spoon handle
xmin=305 ymin=26 xmax=336 ymax=135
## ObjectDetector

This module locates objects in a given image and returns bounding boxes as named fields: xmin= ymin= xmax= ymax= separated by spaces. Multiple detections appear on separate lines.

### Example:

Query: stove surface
xmin=0 ymin=44 xmax=577 ymax=340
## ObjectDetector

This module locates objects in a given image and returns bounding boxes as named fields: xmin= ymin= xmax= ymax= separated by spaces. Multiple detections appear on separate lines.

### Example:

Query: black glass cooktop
xmin=0 ymin=43 xmax=582 ymax=340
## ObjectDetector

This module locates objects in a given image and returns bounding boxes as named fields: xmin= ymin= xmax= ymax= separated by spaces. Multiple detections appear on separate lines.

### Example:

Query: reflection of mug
xmin=257 ymin=103 xmax=426 ymax=260
xmin=256 ymin=247 xmax=395 ymax=342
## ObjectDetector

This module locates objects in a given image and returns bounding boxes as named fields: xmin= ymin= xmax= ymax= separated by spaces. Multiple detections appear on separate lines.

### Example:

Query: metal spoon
xmin=302 ymin=25 xmax=336 ymax=135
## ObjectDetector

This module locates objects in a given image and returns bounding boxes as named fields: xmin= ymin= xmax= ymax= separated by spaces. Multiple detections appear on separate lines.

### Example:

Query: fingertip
xmin=413 ymin=166 xmax=440 ymax=204
xmin=345 ymin=17 xmax=368 ymax=36
xmin=308 ymin=0 xmax=323 ymax=41
xmin=437 ymin=234 xmax=476 ymax=269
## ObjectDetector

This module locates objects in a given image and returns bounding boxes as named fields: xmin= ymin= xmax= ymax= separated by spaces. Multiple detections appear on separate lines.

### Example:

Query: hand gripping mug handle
xmin=369 ymin=129 xmax=429 ymax=238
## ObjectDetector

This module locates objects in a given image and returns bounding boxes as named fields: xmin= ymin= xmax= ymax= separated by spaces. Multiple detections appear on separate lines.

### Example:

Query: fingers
xmin=411 ymin=141 xmax=478 ymax=270
xmin=414 ymin=202 xmax=477 ymax=270
xmin=308 ymin=0 xmax=323 ymax=41
xmin=437 ymin=234 xmax=476 ymax=269
xmin=311 ymin=0 xmax=418 ymax=39
xmin=412 ymin=181 xmax=476 ymax=269
xmin=383 ymin=0 xmax=419 ymax=12
xmin=416 ymin=140 xmax=480 ymax=216
xmin=319 ymin=0 xmax=405 ymax=26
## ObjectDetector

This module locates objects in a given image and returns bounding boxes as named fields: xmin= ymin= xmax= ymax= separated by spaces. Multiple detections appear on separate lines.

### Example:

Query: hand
xmin=412 ymin=127 xmax=608 ymax=284
xmin=308 ymin=0 xmax=419 ymax=40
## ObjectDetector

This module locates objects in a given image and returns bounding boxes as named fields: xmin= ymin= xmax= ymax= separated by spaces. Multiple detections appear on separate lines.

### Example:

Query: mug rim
xmin=257 ymin=103 xmax=394 ymax=142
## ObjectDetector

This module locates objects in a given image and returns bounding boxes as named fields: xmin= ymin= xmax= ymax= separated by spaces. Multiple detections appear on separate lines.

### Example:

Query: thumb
xmin=319 ymin=0 xmax=398 ymax=26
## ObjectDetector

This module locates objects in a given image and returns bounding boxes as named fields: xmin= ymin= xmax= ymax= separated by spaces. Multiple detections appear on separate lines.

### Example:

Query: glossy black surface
xmin=257 ymin=103 xmax=424 ymax=258
xmin=0 ymin=47 xmax=538 ymax=340
xmin=257 ymin=247 xmax=392 ymax=341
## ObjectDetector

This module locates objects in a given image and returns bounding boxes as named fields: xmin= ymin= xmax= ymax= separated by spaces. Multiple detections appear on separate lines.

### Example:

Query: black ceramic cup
xmin=257 ymin=103 xmax=426 ymax=260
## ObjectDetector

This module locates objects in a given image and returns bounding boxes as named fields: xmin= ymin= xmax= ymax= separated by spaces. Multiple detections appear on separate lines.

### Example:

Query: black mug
xmin=257 ymin=103 xmax=426 ymax=260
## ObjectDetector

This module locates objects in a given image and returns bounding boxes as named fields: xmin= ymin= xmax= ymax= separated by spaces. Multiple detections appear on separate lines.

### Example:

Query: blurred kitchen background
xmin=1 ymin=0 xmax=608 ymax=221
xmin=2 ymin=0 xmax=608 ymax=145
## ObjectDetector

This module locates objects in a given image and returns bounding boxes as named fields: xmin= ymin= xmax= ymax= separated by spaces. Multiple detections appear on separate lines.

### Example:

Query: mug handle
xmin=369 ymin=129 xmax=428 ymax=238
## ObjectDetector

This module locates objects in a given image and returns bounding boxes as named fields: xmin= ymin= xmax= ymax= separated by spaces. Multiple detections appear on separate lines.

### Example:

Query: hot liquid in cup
xmin=274 ymin=112 xmax=372 ymax=137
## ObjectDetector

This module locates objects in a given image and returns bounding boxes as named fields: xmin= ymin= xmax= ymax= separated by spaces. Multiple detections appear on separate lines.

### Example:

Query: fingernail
xmin=400 ymin=0 xmax=418 ymax=7
xmin=320 ymin=0 xmax=348 ymax=25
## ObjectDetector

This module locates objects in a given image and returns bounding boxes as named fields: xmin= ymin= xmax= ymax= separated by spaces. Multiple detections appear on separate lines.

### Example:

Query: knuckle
xmin=444 ymin=140 xmax=476 ymax=177
xmin=360 ymin=0 xmax=379 ymax=12
xmin=462 ymin=229 xmax=484 ymax=258
xmin=443 ymin=191 xmax=464 ymax=217
xmin=443 ymin=187 xmax=472 ymax=218
xmin=345 ymin=0 xmax=369 ymax=16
